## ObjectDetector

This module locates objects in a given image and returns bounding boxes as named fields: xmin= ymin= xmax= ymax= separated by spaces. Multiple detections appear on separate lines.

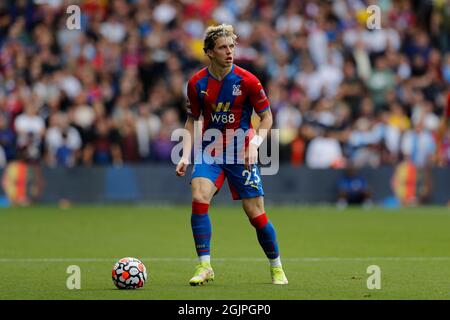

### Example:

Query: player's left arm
xmin=254 ymin=108 xmax=273 ymax=141
xmin=245 ymin=77 xmax=273 ymax=168
xmin=245 ymin=75 xmax=273 ymax=168
xmin=246 ymin=109 xmax=272 ymax=169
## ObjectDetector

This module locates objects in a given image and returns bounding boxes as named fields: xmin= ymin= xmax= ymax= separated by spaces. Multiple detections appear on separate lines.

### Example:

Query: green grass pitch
xmin=0 ymin=205 xmax=450 ymax=300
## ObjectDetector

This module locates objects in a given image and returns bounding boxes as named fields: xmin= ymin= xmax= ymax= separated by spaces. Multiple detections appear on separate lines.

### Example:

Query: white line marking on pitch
xmin=1 ymin=257 xmax=450 ymax=263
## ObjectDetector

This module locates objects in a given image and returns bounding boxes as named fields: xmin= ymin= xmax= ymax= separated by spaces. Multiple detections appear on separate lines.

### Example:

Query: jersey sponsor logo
xmin=232 ymin=84 xmax=242 ymax=96
xmin=211 ymin=113 xmax=235 ymax=123
xmin=211 ymin=101 xmax=235 ymax=123
xmin=212 ymin=102 xmax=231 ymax=112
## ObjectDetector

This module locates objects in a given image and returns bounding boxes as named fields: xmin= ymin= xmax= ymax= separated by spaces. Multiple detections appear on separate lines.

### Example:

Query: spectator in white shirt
xmin=401 ymin=120 xmax=436 ymax=167
xmin=14 ymin=102 xmax=45 ymax=161
xmin=45 ymin=113 xmax=82 ymax=167
xmin=306 ymin=130 xmax=345 ymax=169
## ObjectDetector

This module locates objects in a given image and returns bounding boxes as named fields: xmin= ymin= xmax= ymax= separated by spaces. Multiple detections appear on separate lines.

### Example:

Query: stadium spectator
xmin=366 ymin=55 xmax=396 ymax=111
xmin=337 ymin=60 xmax=365 ymax=118
xmin=13 ymin=101 xmax=45 ymax=162
xmin=151 ymin=108 xmax=180 ymax=162
xmin=305 ymin=129 xmax=345 ymax=169
xmin=337 ymin=163 xmax=372 ymax=209
xmin=437 ymin=126 xmax=450 ymax=167
xmin=0 ymin=0 xmax=448 ymax=170
xmin=0 ymin=113 xmax=15 ymax=162
xmin=82 ymin=118 xmax=122 ymax=166
xmin=135 ymin=102 xmax=161 ymax=161
xmin=45 ymin=112 xmax=82 ymax=167
xmin=117 ymin=111 xmax=140 ymax=163
xmin=401 ymin=119 xmax=436 ymax=168
xmin=0 ymin=145 xmax=5 ymax=168
xmin=275 ymin=101 xmax=302 ymax=162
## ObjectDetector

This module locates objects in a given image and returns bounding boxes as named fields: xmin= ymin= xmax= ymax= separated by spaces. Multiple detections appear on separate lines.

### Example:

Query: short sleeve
xmin=247 ymin=76 xmax=270 ymax=113
xmin=186 ymin=80 xmax=201 ymax=120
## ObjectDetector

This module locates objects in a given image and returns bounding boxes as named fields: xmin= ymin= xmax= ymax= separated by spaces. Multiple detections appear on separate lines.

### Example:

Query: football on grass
xmin=112 ymin=257 xmax=147 ymax=289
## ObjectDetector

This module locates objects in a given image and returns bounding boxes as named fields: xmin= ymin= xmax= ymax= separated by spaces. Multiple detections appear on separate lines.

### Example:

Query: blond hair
xmin=203 ymin=24 xmax=237 ymax=53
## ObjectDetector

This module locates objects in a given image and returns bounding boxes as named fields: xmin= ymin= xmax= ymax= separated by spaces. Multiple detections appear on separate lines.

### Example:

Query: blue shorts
xmin=191 ymin=161 xmax=264 ymax=200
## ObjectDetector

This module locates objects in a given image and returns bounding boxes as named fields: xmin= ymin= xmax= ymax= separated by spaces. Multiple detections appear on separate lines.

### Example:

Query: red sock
xmin=249 ymin=212 xmax=268 ymax=229
xmin=192 ymin=201 xmax=209 ymax=214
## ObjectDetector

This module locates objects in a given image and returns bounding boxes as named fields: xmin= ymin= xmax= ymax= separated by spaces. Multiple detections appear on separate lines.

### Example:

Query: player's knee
xmin=242 ymin=199 xmax=265 ymax=218
xmin=192 ymin=188 xmax=212 ymax=204
xmin=192 ymin=194 xmax=210 ymax=204
xmin=191 ymin=179 xmax=215 ymax=204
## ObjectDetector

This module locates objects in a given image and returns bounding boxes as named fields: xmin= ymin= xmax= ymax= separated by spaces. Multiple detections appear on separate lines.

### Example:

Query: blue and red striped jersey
xmin=186 ymin=64 xmax=270 ymax=161
xmin=187 ymin=64 xmax=269 ymax=129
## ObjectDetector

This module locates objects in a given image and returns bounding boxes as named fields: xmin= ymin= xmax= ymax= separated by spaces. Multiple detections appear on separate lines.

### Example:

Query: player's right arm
xmin=176 ymin=79 xmax=201 ymax=177
xmin=176 ymin=115 xmax=195 ymax=177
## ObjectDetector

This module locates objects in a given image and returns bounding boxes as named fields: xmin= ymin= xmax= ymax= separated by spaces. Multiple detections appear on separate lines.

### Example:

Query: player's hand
xmin=245 ymin=143 xmax=258 ymax=170
xmin=175 ymin=158 xmax=189 ymax=177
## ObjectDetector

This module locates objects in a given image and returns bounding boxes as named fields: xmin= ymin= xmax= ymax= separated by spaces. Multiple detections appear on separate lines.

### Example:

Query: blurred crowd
xmin=0 ymin=0 xmax=450 ymax=169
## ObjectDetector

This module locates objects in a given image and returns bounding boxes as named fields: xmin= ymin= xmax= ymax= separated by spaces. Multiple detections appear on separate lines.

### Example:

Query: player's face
xmin=209 ymin=36 xmax=235 ymax=68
